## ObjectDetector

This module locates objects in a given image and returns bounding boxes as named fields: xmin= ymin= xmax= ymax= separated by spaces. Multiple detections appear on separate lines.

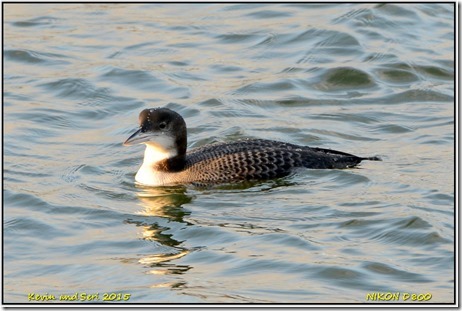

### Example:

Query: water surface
xmin=3 ymin=3 xmax=454 ymax=304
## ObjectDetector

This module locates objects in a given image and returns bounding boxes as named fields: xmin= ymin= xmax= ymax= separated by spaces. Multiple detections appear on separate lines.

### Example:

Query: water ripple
xmin=4 ymin=49 xmax=71 ymax=65
xmin=10 ymin=16 xmax=60 ymax=28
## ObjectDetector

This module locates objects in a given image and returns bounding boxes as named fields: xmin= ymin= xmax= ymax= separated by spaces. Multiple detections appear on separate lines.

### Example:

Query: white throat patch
xmin=141 ymin=136 xmax=177 ymax=166
xmin=134 ymin=135 xmax=178 ymax=186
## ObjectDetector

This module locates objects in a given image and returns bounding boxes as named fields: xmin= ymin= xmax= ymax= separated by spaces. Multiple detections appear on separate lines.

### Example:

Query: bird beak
xmin=123 ymin=128 xmax=151 ymax=146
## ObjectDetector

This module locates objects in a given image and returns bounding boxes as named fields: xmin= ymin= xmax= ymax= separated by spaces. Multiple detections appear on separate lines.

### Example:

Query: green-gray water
xmin=4 ymin=3 xmax=454 ymax=304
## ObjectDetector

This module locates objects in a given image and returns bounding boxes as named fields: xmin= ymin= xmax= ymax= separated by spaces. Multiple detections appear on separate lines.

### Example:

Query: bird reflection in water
xmin=125 ymin=185 xmax=197 ymax=287
xmin=135 ymin=185 xmax=192 ymax=220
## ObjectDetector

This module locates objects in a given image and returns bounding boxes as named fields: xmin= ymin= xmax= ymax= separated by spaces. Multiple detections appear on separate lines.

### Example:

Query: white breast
xmin=134 ymin=139 xmax=177 ymax=186
xmin=135 ymin=165 xmax=166 ymax=186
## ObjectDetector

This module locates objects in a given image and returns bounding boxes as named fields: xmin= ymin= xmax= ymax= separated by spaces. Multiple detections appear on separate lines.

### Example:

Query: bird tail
xmin=362 ymin=156 xmax=382 ymax=161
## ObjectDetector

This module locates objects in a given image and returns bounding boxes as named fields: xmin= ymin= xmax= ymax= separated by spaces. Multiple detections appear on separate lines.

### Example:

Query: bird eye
xmin=159 ymin=122 xmax=167 ymax=130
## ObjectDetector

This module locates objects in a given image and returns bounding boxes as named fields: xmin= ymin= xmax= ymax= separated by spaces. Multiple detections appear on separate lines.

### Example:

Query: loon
xmin=123 ymin=107 xmax=381 ymax=187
